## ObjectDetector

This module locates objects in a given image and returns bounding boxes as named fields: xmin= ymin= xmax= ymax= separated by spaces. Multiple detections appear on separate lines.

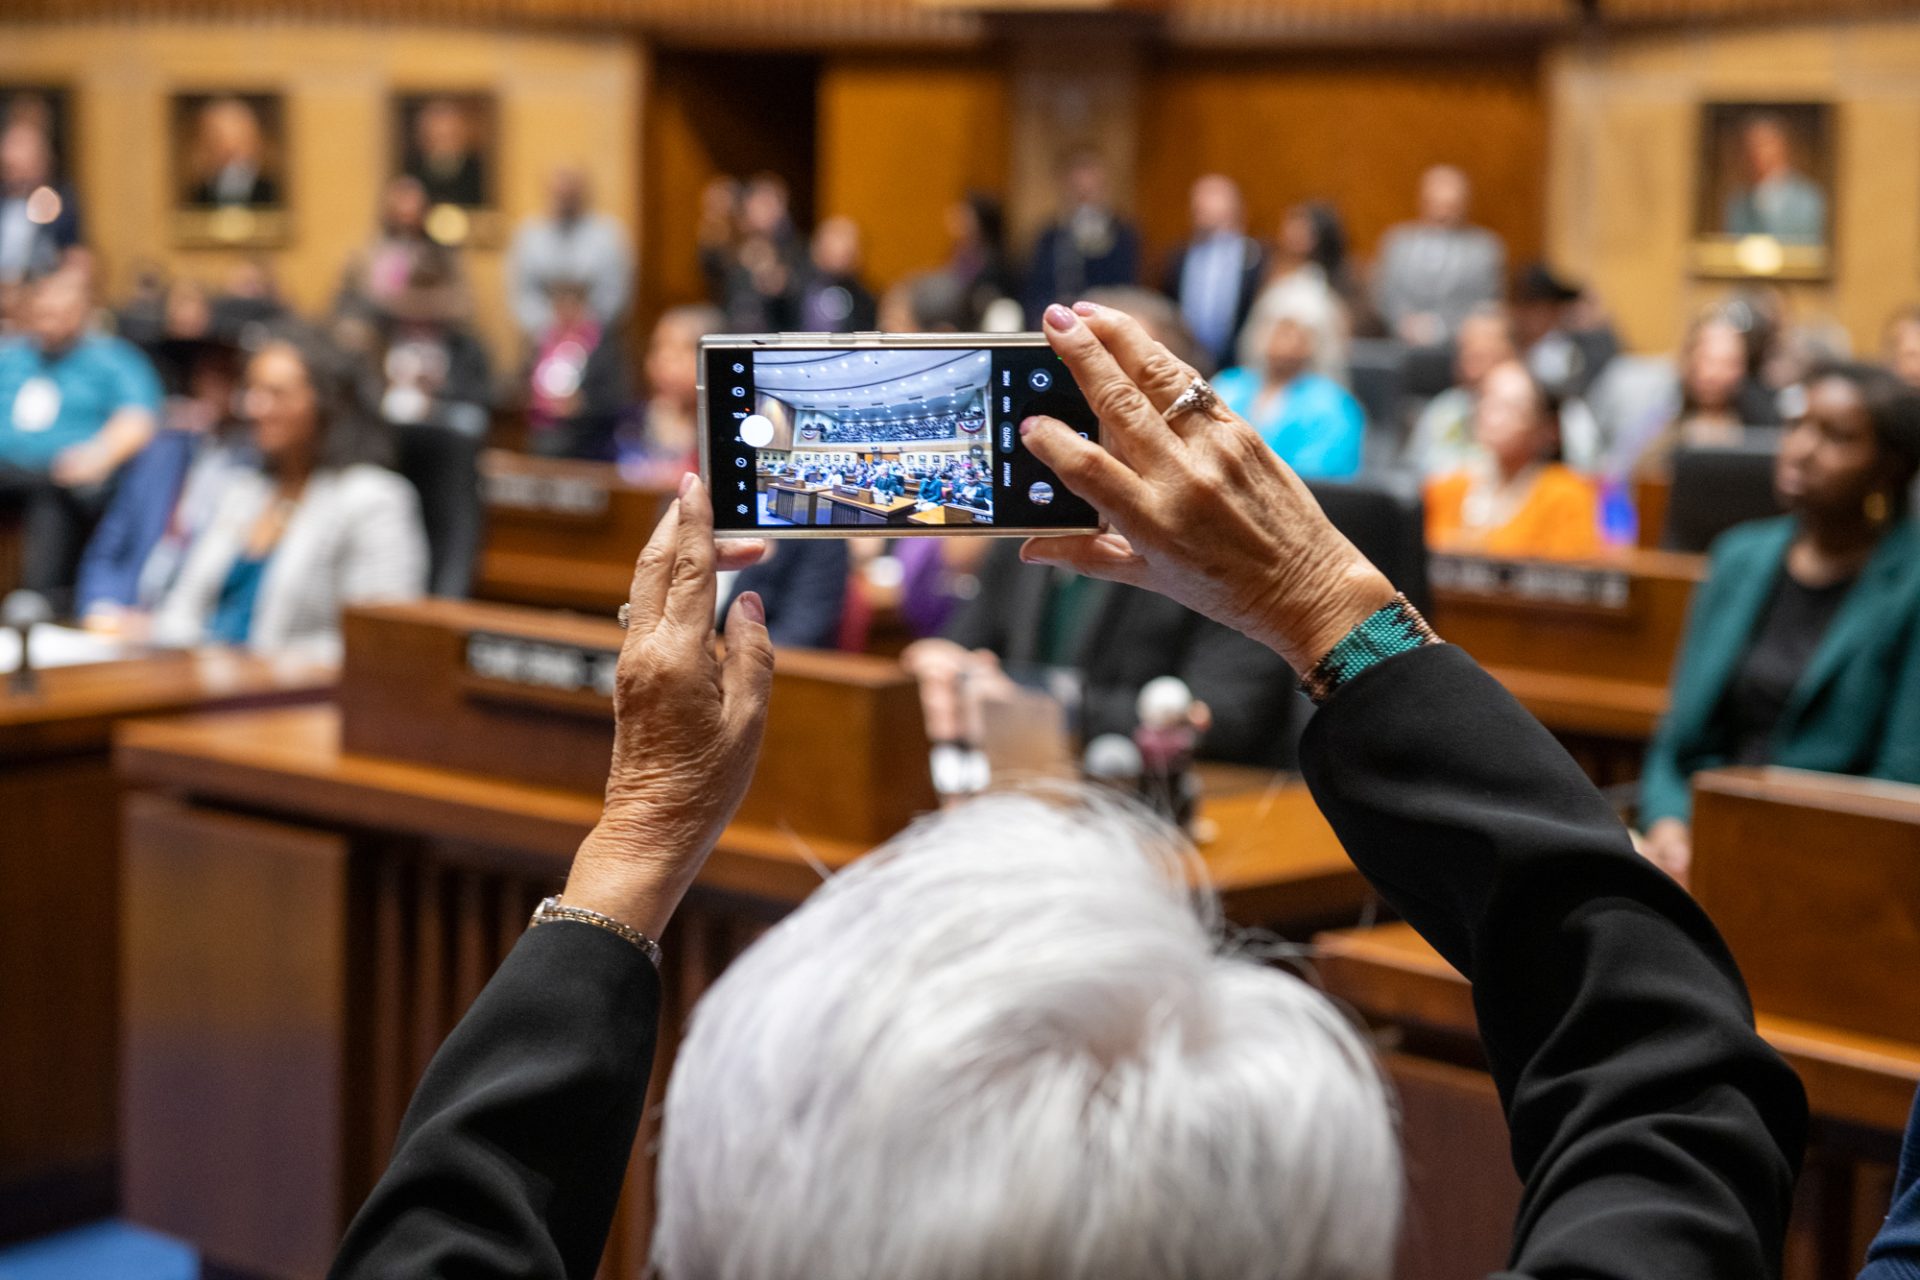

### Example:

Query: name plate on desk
xmin=342 ymin=601 xmax=936 ymax=844
xmin=466 ymin=632 xmax=619 ymax=703
xmin=1431 ymin=555 xmax=1632 ymax=611
xmin=481 ymin=468 xmax=611 ymax=519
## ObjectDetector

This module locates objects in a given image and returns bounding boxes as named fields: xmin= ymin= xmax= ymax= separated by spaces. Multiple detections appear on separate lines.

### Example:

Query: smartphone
xmin=700 ymin=333 xmax=1102 ymax=537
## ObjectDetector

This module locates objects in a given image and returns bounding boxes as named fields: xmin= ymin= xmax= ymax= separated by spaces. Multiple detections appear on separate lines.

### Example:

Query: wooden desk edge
xmin=1314 ymin=922 xmax=1920 ymax=1132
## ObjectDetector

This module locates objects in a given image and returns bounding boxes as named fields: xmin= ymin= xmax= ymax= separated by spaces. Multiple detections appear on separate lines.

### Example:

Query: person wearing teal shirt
xmin=1212 ymin=301 xmax=1364 ymax=480
xmin=0 ymin=269 xmax=160 ymax=598
xmin=1640 ymin=361 xmax=1920 ymax=883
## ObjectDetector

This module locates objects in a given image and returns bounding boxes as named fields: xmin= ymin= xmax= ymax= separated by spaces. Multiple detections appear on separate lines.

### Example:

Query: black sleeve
xmin=328 ymin=922 xmax=662 ymax=1280
xmin=1300 ymin=643 xmax=1806 ymax=1280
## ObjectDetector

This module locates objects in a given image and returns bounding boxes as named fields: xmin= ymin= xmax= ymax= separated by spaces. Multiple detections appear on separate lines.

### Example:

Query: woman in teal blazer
xmin=1641 ymin=362 xmax=1920 ymax=880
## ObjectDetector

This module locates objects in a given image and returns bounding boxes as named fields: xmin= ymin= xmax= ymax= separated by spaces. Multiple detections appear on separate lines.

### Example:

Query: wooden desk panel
xmin=339 ymin=601 xmax=935 ymax=846
xmin=769 ymin=482 xmax=827 ymax=525
xmin=819 ymin=490 xmax=917 ymax=526
xmin=114 ymin=699 xmax=1370 ymax=1279
xmin=0 ymin=652 xmax=332 ymax=1242
xmin=1692 ymin=768 xmax=1920 ymax=1050
xmin=1427 ymin=550 xmax=1704 ymax=781
xmin=1316 ymin=920 xmax=1917 ymax=1280
xmin=116 ymin=705 xmax=1364 ymax=925
xmin=1428 ymin=549 xmax=1702 ymax=689
xmin=909 ymin=504 xmax=982 ymax=526
xmin=475 ymin=450 xmax=669 ymax=613
xmin=1316 ymin=920 xmax=1920 ymax=1137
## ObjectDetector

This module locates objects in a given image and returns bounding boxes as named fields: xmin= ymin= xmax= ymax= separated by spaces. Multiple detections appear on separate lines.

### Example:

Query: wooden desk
xmin=769 ymin=481 xmax=827 ymax=525
xmin=114 ymin=601 xmax=1372 ymax=1279
xmin=1428 ymin=549 xmax=1706 ymax=783
xmin=475 ymin=449 xmax=669 ymax=614
xmin=1315 ymin=768 xmax=1920 ymax=1280
xmin=818 ymin=489 xmax=918 ymax=526
xmin=0 ymin=650 xmax=332 ymax=1242
xmin=909 ymin=504 xmax=983 ymax=526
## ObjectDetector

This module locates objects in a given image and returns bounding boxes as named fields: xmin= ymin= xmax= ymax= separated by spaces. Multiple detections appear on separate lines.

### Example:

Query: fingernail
xmin=679 ymin=472 xmax=699 ymax=498
xmin=1072 ymin=300 xmax=1098 ymax=316
xmin=1044 ymin=303 xmax=1077 ymax=332
xmin=738 ymin=591 xmax=765 ymax=623
xmin=1019 ymin=416 xmax=1038 ymax=437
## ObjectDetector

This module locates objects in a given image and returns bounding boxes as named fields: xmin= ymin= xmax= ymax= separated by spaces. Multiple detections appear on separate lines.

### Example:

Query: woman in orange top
xmin=1425 ymin=359 xmax=1602 ymax=560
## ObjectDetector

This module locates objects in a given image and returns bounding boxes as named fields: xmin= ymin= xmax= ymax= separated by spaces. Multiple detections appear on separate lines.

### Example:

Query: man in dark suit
xmin=1161 ymin=174 xmax=1264 ymax=372
xmin=1022 ymin=150 xmax=1140 ymax=327
xmin=932 ymin=540 xmax=1299 ymax=768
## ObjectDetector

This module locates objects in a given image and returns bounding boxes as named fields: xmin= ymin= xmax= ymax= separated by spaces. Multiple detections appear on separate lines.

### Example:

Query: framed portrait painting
xmin=0 ymin=86 xmax=78 ymax=284
xmin=1692 ymin=101 xmax=1833 ymax=281
xmin=391 ymin=91 xmax=499 ymax=247
xmin=171 ymin=91 xmax=290 ymax=248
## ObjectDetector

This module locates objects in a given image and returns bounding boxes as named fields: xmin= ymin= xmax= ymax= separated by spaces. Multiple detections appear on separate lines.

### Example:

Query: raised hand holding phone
xmin=1015 ymin=301 xmax=1396 ymax=674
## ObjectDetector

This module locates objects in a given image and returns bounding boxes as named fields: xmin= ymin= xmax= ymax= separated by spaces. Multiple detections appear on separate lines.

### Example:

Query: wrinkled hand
xmin=561 ymin=476 xmax=774 ymax=938
xmin=1640 ymin=818 xmax=1692 ymax=886
xmin=1018 ymin=302 xmax=1396 ymax=673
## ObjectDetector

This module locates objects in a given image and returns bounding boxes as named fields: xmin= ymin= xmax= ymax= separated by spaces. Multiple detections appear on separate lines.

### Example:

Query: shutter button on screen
xmin=740 ymin=414 xmax=775 ymax=448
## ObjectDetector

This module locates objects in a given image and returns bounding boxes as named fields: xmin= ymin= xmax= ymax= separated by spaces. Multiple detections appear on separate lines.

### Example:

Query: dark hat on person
xmin=1515 ymin=262 xmax=1582 ymax=304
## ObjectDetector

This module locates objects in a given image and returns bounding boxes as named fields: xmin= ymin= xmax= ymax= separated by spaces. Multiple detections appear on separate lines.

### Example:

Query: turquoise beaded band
xmin=1299 ymin=593 xmax=1442 ymax=704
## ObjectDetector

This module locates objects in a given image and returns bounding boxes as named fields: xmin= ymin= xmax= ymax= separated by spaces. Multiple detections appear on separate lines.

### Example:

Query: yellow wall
xmin=0 ymin=20 xmax=641 ymax=358
xmin=1547 ymin=16 xmax=1920 ymax=356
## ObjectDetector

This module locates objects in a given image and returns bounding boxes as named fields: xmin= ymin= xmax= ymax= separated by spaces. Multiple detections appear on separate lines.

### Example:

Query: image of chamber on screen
xmin=751 ymin=349 xmax=993 ymax=528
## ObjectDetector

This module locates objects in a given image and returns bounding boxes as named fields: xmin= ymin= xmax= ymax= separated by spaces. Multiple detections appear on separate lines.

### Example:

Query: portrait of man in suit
xmin=1723 ymin=112 xmax=1826 ymax=243
xmin=175 ymin=93 xmax=284 ymax=210
xmin=395 ymin=93 xmax=494 ymax=211
xmin=1695 ymin=102 xmax=1832 ymax=277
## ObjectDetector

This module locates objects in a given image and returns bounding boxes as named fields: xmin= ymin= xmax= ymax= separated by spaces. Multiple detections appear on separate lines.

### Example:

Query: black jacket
xmin=329 ymin=643 xmax=1805 ymax=1280
xmin=944 ymin=543 xmax=1300 ymax=768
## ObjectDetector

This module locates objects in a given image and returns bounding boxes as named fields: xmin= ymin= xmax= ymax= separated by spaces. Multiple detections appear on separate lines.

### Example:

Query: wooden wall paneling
xmin=120 ymin=793 xmax=352 ymax=1279
xmin=640 ymin=49 xmax=822 ymax=330
xmin=1545 ymin=15 xmax=1920 ymax=355
xmin=815 ymin=56 xmax=1010 ymax=291
xmin=1136 ymin=49 xmax=1550 ymax=289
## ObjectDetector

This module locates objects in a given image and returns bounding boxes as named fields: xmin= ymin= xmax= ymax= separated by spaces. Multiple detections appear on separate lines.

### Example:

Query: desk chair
xmin=1661 ymin=438 xmax=1782 ymax=554
xmin=393 ymin=423 xmax=484 ymax=598
xmin=1307 ymin=474 xmax=1430 ymax=613
xmin=1348 ymin=339 xmax=1410 ymax=463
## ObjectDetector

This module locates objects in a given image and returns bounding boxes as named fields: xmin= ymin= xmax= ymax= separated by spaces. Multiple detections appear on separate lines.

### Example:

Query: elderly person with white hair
xmin=329 ymin=306 xmax=1805 ymax=1280
xmin=1213 ymin=292 xmax=1365 ymax=479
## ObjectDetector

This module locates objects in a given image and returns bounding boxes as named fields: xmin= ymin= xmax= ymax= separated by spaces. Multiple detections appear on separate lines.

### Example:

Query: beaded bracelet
xmin=1299 ymin=593 xmax=1443 ymax=704
xmin=530 ymin=896 xmax=663 ymax=971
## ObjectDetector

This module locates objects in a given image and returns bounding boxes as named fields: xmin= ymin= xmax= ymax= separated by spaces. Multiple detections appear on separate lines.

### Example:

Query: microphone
xmin=1082 ymin=733 xmax=1143 ymax=785
xmin=3 ymin=590 xmax=54 ymax=696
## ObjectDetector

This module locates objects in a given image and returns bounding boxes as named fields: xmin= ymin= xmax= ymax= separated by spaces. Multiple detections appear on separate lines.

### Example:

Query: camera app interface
xmin=707 ymin=345 xmax=1100 ymax=533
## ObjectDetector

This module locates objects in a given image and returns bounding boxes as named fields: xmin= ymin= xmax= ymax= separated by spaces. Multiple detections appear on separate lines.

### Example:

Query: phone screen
xmin=702 ymin=339 xmax=1102 ymax=536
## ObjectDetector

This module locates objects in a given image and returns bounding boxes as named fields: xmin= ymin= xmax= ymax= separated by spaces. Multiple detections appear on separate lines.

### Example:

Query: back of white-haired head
xmin=653 ymin=787 xmax=1401 ymax=1280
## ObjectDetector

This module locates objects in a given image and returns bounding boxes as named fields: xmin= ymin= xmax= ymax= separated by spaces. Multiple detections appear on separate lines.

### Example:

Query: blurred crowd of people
xmin=5 ymin=102 xmax=1919 ymax=787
